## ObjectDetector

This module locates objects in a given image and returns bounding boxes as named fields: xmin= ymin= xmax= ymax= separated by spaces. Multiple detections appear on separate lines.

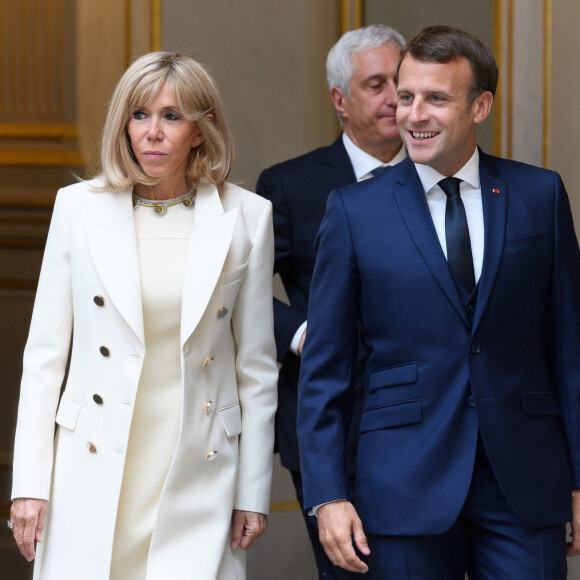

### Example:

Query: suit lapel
xmin=84 ymin=188 xmax=145 ymax=345
xmin=472 ymin=152 xmax=507 ymax=332
xmin=180 ymin=183 xmax=238 ymax=346
xmin=320 ymin=135 xmax=357 ymax=189
xmin=393 ymin=159 xmax=469 ymax=326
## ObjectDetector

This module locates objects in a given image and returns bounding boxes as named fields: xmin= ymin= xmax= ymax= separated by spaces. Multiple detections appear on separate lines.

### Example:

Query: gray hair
xmin=326 ymin=24 xmax=405 ymax=97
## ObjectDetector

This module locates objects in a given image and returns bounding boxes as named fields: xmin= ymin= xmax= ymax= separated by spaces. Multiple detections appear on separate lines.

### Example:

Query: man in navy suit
xmin=298 ymin=25 xmax=580 ymax=578
xmin=256 ymin=24 xmax=406 ymax=578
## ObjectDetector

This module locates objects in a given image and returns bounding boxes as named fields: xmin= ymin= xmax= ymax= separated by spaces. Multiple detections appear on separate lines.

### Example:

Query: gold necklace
xmin=132 ymin=188 xmax=197 ymax=217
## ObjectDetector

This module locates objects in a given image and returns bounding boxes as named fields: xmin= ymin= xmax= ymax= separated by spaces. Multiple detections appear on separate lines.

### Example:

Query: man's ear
xmin=473 ymin=91 xmax=493 ymax=125
xmin=330 ymin=87 xmax=348 ymax=118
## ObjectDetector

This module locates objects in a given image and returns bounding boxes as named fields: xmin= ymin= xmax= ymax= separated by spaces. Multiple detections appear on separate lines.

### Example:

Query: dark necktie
xmin=438 ymin=177 xmax=475 ymax=292
xmin=370 ymin=165 xmax=391 ymax=177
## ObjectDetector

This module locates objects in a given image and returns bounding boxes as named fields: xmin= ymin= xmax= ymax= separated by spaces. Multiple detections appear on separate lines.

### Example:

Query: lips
xmin=142 ymin=150 xmax=166 ymax=158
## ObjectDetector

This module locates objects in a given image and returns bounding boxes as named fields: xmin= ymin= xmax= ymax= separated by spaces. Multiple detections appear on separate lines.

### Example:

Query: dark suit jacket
xmin=256 ymin=135 xmax=358 ymax=473
xmin=298 ymin=151 xmax=580 ymax=535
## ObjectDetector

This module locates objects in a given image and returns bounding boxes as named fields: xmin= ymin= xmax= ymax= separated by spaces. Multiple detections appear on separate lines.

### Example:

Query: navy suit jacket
xmin=298 ymin=151 xmax=580 ymax=535
xmin=256 ymin=135 xmax=357 ymax=473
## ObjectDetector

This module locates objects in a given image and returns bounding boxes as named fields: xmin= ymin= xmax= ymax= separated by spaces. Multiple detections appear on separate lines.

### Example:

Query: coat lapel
xmin=392 ymin=159 xmax=469 ymax=327
xmin=472 ymin=152 xmax=507 ymax=332
xmin=84 ymin=188 xmax=145 ymax=345
xmin=320 ymin=134 xmax=357 ymax=189
xmin=180 ymin=183 xmax=239 ymax=346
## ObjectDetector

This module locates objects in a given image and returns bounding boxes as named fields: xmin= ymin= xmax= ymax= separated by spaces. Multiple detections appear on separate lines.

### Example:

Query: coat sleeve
xmin=256 ymin=167 xmax=306 ymax=361
xmin=231 ymin=200 xmax=278 ymax=514
xmin=546 ymin=173 xmax=580 ymax=487
xmin=12 ymin=190 xmax=74 ymax=501
xmin=297 ymin=190 xmax=360 ymax=510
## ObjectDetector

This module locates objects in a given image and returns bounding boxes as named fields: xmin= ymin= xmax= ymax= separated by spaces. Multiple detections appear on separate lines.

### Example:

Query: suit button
xmin=99 ymin=346 xmax=111 ymax=357
xmin=93 ymin=295 xmax=105 ymax=307
xmin=203 ymin=356 xmax=215 ymax=367
xmin=93 ymin=394 xmax=104 ymax=405
xmin=206 ymin=450 xmax=219 ymax=461
xmin=204 ymin=401 xmax=214 ymax=415
xmin=216 ymin=307 xmax=229 ymax=319
xmin=467 ymin=396 xmax=476 ymax=407
xmin=467 ymin=304 xmax=475 ymax=314
xmin=470 ymin=344 xmax=481 ymax=355
xmin=86 ymin=442 xmax=98 ymax=453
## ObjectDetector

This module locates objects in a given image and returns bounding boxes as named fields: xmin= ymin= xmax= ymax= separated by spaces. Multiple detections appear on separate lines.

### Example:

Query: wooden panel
xmin=0 ymin=0 xmax=81 ymax=167
xmin=0 ymin=288 xmax=38 ymax=580
xmin=0 ymin=0 xmax=65 ymax=122
xmin=0 ymin=204 xmax=48 ymax=578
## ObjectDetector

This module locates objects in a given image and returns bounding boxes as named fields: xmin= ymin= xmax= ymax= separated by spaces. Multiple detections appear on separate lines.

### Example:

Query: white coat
xmin=11 ymin=179 xmax=278 ymax=579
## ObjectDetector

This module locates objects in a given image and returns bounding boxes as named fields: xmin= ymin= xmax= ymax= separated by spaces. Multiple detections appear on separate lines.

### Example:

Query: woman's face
xmin=127 ymin=82 xmax=204 ymax=192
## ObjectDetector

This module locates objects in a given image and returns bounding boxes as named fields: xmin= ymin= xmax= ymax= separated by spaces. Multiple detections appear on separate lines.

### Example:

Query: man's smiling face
xmin=396 ymin=55 xmax=492 ymax=176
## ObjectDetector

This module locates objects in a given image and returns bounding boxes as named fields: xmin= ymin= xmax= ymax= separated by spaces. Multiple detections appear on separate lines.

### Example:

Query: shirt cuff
xmin=309 ymin=499 xmax=347 ymax=517
xmin=289 ymin=321 xmax=307 ymax=355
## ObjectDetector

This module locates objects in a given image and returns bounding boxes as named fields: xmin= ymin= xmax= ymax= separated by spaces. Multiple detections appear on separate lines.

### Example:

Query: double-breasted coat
xmin=12 ymin=179 xmax=278 ymax=579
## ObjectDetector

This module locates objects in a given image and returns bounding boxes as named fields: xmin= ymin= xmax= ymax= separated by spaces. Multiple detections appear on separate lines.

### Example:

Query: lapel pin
xmin=492 ymin=188 xmax=500 ymax=194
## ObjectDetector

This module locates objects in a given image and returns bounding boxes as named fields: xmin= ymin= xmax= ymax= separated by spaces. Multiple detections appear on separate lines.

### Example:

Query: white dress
xmin=110 ymin=193 xmax=195 ymax=580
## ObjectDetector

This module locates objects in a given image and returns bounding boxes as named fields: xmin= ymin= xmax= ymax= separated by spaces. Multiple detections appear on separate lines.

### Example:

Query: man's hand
xmin=10 ymin=498 xmax=47 ymax=562
xmin=317 ymin=500 xmax=370 ymax=573
xmin=230 ymin=510 xmax=268 ymax=551
xmin=567 ymin=489 xmax=580 ymax=556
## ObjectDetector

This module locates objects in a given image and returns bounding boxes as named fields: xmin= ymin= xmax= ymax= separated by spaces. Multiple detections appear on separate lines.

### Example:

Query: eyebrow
xmin=396 ymin=87 xmax=453 ymax=97
xmin=133 ymin=104 xmax=181 ymax=111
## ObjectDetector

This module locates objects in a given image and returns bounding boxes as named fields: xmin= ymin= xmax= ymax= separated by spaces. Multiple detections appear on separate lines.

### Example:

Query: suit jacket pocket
xmin=222 ymin=261 xmax=249 ymax=286
xmin=55 ymin=392 xmax=83 ymax=430
xmin=217 ymin=401 xmax=242 ymax=437
xmin=521 ymin=391 xmax=561 ymax=416
xmin=359 ymin=399 xmax=422 ymax=433
xmin=503 ymin=232 xmax=544 ymax=255
xmin=369 ymin=362 xmax=418 ymax=392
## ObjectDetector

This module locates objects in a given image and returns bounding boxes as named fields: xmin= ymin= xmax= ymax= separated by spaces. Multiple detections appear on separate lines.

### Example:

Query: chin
xmin=407 ymin=150 xmax=433 ymax=166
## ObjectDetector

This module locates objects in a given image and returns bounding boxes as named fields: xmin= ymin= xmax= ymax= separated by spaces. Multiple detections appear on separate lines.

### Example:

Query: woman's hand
xmin=230 ymin=510 xmax=268 ymax=551
xmin=10 ymin=498 xmax=47 ymax=561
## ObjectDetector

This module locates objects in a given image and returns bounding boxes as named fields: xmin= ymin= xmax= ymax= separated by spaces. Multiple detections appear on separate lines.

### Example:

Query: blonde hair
xmin=98 ymin=52 xmax=233 ymax=194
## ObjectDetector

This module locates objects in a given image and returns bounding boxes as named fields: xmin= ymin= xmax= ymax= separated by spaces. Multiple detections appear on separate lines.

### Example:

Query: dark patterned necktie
xmin=438 ymin=177 xmax=475 ymax=292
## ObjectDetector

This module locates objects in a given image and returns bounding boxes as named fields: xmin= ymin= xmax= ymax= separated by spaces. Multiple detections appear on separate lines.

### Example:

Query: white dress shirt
xmin=342 ymin=132 xmax=408 ymax=181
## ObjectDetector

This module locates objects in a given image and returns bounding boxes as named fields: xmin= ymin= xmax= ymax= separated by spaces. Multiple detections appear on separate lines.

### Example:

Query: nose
xmin=384 ymin=82 xmax=398 ymax=106
xmin=407 ymin=98 xmax=429 ymax=123
xmin=147 ymin=116 xmax=163 ymax=141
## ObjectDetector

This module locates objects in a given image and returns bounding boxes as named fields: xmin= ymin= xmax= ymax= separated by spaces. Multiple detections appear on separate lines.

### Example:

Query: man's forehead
xmin=398 ymin=56 xmax=472 ymax=87
xmin=352 ymin=44 xmax=400 ymax=67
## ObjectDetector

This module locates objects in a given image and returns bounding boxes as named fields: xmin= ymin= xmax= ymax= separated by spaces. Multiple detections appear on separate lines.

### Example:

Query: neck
xmin=133 ymin=181 xmax=190 ymax=201
xmin=373 ymin=143 xmax=403 ymax=164
xmin=344 ymin=130 xmax=402 ymax=164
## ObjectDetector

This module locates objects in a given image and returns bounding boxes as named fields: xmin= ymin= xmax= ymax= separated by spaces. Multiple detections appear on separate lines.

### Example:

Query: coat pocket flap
xmin=55 ymin=393 xmax=82 ymax=431
xmin=222 ymin=261 xmax=249 ymax=286
xmin=217 ymin=402 xmax=242 ymax=437
xmin=359 ymin=400 xmax=422 ymax=433
xmin=369 ymin=363 xmax=418 ymax=392
xmin=503 ymin=232 xmax=543 ymax=255
xmin=521 ymin=392 xmax=561 ymax=416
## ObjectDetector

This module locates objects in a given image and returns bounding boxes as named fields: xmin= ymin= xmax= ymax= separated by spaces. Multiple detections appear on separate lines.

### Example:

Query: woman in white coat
xmin=9 ymin=52 xmax=278 ymax=580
